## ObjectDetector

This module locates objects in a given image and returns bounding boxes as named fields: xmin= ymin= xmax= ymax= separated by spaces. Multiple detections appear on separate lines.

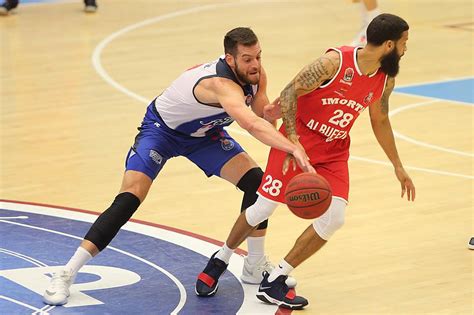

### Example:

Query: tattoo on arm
xmin=381 ymin=77 xmax=395 ymax=114
xmin=281 ymin=56 xmax=338 ymax=139
xmin=296 ymin=57 xmax=337 ymax=92
xmin=280 ymin=82 xmax=298 ymax=140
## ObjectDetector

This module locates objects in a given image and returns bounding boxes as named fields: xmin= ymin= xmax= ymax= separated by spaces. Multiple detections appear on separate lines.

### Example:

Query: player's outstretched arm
xmin=214 ymin=78 xmax=315 ymax=173
xmin=369 ymin=76 xmax=416 ymax=201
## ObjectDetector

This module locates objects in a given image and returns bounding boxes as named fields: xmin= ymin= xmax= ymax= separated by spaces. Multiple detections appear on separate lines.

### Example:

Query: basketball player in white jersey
xmin=42 ymin=27 xmax=314 ymax=306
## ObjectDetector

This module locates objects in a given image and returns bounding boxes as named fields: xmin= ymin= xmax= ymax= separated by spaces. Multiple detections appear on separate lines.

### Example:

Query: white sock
xmin=215 ymin=243 xmax=234 ymax=264
xmin=268 ymin=259 xmax=294 ymax=282
xmin=65 ymin=246 xmax=93 ymax=275
xmin=246 ymin=236 xmax=265 ymax=265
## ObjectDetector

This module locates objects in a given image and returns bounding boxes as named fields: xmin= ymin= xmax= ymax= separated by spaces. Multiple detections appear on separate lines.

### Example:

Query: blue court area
xmin=0 ymin=205 xmax=253 ymax=314
xmin=395 ymin=77 xmax=474 ymax=104
xmin=21 ymin=0 xmax=60 ymax=4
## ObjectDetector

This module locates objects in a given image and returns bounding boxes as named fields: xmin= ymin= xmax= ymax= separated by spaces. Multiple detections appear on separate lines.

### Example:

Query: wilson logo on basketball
xmin=289 ymin=192 xmax=320 ymax=203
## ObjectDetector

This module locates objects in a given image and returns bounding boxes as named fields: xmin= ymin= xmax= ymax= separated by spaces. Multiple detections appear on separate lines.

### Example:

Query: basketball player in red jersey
xmin=196 ymin=13 xmax=416 ymax=309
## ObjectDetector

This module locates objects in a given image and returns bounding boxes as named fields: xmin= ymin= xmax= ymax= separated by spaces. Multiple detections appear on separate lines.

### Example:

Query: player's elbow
xmin=370 ymin=115 xmax=389 ymax=127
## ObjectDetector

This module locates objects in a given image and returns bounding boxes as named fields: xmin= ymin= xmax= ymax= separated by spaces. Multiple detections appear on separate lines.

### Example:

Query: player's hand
xmin=263 ymin=97 xmax=282 ymax=122
xmin=395 ymin=166 xmax=415 ymax=201
xmin=282 ymin=138 xmax=316 ymax=175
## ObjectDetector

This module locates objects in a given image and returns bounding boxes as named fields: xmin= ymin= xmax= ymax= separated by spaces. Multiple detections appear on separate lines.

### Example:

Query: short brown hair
xmin=224 ymin=27 xmax=258 ymax=56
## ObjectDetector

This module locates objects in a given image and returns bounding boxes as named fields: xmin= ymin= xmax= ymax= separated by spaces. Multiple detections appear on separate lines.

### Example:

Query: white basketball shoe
xmin=240 ymin=255 xmax=297 ymax=288
xmin=43 ymin=269 xmax=76 ymax=305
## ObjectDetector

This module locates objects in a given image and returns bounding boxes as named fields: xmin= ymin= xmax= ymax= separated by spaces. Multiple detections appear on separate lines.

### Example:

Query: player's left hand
xmin=395 ymin=166 xmax=416 ymax=201
xmin=263 ymin=97 xmax=282 ymax=122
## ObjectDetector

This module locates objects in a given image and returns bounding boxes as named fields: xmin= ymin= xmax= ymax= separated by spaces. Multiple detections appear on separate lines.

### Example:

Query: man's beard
xmin=380 ymin=48 xmax=401 ymax=77
xmin=235 ymin=62 xmax=259 ymax=85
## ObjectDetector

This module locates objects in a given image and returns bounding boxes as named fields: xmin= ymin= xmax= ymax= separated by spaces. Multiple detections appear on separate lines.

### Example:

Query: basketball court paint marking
xmin=0 ymin=200 xmax=280 ymax=314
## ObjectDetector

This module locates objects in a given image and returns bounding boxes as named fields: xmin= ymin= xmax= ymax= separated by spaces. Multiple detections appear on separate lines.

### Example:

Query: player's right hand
xmin=263 ymin=97 xmax=282 ymax=122
xmin=282 ymin=141 xmax=316 ymax=175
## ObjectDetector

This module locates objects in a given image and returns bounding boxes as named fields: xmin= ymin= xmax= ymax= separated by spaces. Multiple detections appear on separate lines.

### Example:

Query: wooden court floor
xmin=1 ymin=0 xmax=473 ymax=314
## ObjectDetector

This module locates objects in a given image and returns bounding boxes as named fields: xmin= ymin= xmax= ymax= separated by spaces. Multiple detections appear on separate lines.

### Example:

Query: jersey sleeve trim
xmin=319 ymin=47 xmax=343 ymax=89
xmin=192 ymin=75 xmax=224 ymax=108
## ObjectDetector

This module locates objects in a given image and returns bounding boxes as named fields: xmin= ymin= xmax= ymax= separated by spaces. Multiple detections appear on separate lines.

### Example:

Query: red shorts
xmin=258 ymin=122 xmax=350 ymax=203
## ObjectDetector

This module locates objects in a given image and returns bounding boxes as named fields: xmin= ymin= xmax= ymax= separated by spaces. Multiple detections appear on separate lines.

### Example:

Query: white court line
xmin=0 ymin=219 xmax=187 ymax=315
xmin=0 ymin=248 xmax=48 ymax=267
xmin=350 ymin=156 xmax=473 ymax=180
xmin=389 ymin=100 xmax=473 ymax=157
xmin=395 ymin=76 xmax=474 ymax=88
xmin=32 ymin=304 xmax=55 ymax=315
xmin=0 ymin=216 xmax=28 ymax=220
xmin=393 ymin=90 xmax=474 ymax=106
xmin=92 ymin=1 xmax=266 ymax=104
xmin=0 ymin=246 xmax=55 ymax=313
xmin=0 ymin=295 xmax=47 ymax=314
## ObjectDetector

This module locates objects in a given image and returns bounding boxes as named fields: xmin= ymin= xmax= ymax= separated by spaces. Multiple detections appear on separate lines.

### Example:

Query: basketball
xmin=284 ymin=173 xmax=332 ymax=219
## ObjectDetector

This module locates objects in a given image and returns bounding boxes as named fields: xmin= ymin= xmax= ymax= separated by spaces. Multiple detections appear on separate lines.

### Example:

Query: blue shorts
xmin=125 ymin=103 xmax=245 ymax=180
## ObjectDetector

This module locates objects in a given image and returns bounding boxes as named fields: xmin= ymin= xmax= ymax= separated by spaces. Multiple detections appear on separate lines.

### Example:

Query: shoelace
xmin=258 ymin=257 xmax=275 ymax=273
xmin=48 ymin=272 xmax=71 ymax=291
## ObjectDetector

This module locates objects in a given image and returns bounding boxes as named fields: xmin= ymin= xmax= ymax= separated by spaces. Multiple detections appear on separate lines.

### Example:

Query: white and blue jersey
xmin=125 ymin=56 xmax=258 ymax=180
xmin=155 ymin=57 xmax=257 ymax=137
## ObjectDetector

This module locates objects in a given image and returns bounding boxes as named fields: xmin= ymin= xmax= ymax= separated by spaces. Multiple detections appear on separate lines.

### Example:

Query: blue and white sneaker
xmin=195 ymin=252 xmax=228 ymax=297
xmin=256 ymin=271 xmax=308 ymax=310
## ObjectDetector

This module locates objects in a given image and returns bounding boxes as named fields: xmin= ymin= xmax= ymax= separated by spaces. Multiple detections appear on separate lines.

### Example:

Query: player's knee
xmin=84 ymin=192 xmax=141 ymax=251
xmin=245 ymin=196 xmax=278 ymax=227
xmin=312 ymin=197 xmax=346 ymax=241
xmin=237 ymin=167 xmax=264 ymax=211
xmin=120 ymin=171 xmax=153 ymax=202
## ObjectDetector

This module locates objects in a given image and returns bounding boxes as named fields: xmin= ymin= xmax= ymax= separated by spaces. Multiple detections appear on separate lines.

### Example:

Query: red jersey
xmin=294 ymin=46 xmax=387 ymax=162
xmin=259 ymin=46 xmax=389 ymax=202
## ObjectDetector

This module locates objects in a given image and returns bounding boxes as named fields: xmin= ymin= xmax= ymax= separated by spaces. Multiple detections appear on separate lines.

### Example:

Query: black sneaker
xmin=468 ymin=237 xmax=474 ymax=250
xmin=84 ymin=0 xmax=97 ymax=13
xmin=256 ymin=271 xmax=308 ymax=310
xmin=0 ymin=0 xmax=19 ymax=15
xmin=195 ymin=251 xmax=228 ymax=297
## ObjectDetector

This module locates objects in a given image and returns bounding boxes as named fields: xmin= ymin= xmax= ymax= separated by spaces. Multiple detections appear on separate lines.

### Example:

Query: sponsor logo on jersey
xmin=363 ymin=92 xmax=374 ymax=104
xmin=321 ymin=97 xmax=365 ymax=113
xmin=191 ymin=116 xmax=235 ymax=137
xmin=343 ymin=68 xmax=354 ymax=82
xmin=245 ymin=94 xmax=254 ymax=106
xmin=220 ymin=139 xmax=235 ymax=151
xmin=149 ymin=150 xmax=163 ymax=164
xmin=305 ymin=120 xmax=349 ymax=142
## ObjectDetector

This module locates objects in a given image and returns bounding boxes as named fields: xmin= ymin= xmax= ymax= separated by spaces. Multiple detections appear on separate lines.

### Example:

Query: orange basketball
xmin=284 ymin=173 xmax=332 ymax=219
